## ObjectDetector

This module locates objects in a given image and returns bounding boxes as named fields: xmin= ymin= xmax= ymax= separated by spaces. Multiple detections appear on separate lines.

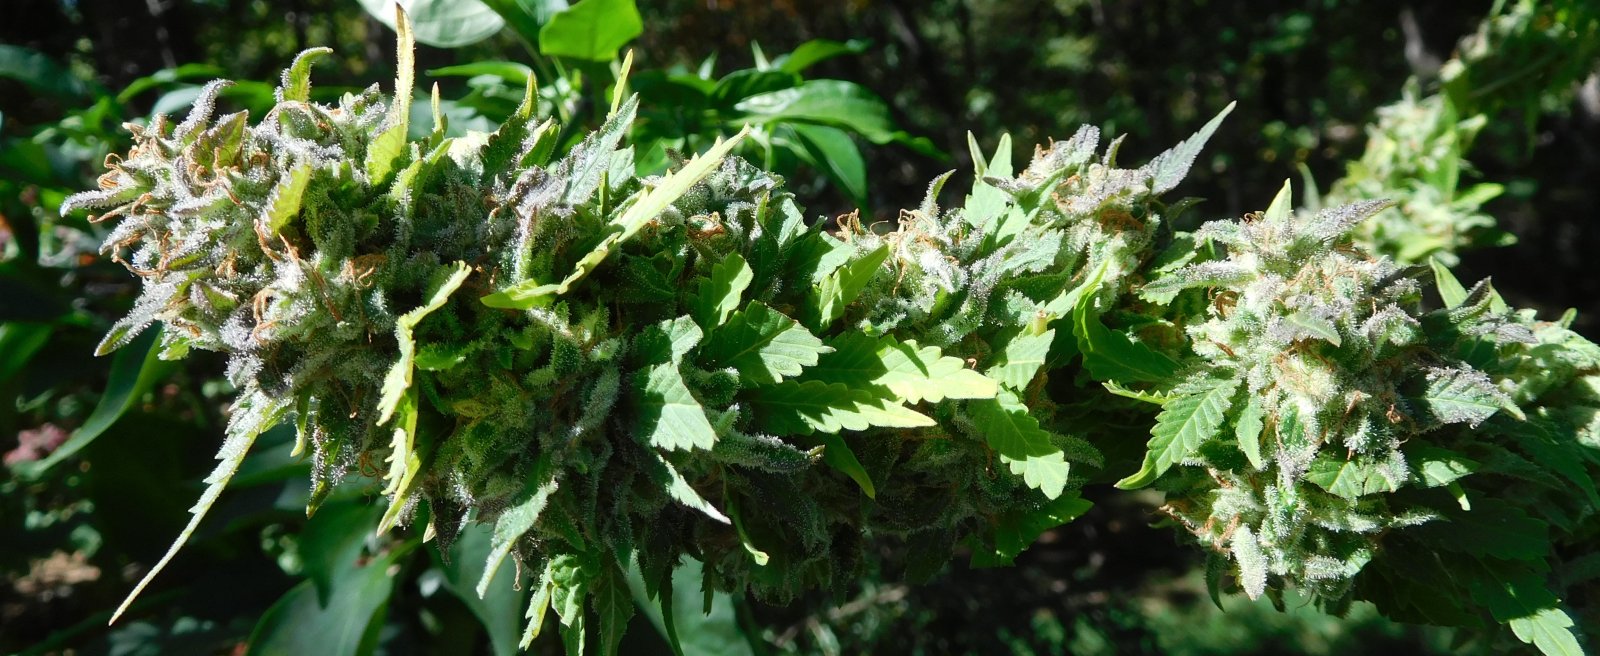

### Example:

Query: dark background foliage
xmin=2 ymin=1 xmax=1595 ymax=654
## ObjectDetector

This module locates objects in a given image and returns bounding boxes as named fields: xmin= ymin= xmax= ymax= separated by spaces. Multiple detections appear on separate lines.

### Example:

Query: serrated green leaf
xmin=636 ymin=317 xmax=717 ymax=452
xmin=262 ymin=163 xmax=312 ymax=236
xmin=377 ymin=386 xmax=426 ymax=533
xmin=1144 ymin=101 xmax=1234 ymax=194
xmin=378 ymin=262 xmax=471 ymax=424
xmin=112 ymin=393 xmax=287 ymax=622
xmin=748 ymin=379 xmax=933 ymax=436
xmin=477 ymin=456 xmax=559 ymax=598
xmin=1116 ymin=376 xmax=1239 ymax=489
xmin=1103 ymin=380 xmax=1175 ymax=405
xmin=1285 ymin=311 xmax=1341 ymax=346
xmin=653 ymin=452 xmax=728 ymax=522
xmin=968 ymin=391 xmax=1072 ymax=499
xmin=593 ymin=563 xmax=635 ymax=656
xmin=1416 ymin=365 xmax=1516 ymax=428
xmin=702 ymin=302 xmax=828 ymax=385
xmin=690 ymin=252 xmax=753 ymax=330
xmin=520 ymin=566 xmax=556 ymax=649
xmin=1306 ymin=455 xmax=1403 ymax=500
xmin=805 ymin=243 xmax=889 ymax=329
xmin=984 ymin=329 xmax=1054 ymax=391
xmin=1511 ymin=608 xmax=1584 ymax=656
xmin=807 ymin=332 xmax=997 ymax=403
xmin=1074 ymin=290 xmax=1180 ymax=384
xmin=1465 ymin=560 xmax=1582 ymax=656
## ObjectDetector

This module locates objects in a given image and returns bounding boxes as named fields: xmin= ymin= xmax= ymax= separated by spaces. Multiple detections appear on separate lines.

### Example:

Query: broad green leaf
xmin=479 ymin=0 xmax=568 ymax=47
xmin=1116 ymin=376 xmax=1240 ymax=489
xmin=625 ymin=558 xmax=754 ymax=656
xmin=968 ymin=391 xmax=1072 ymax=499
xmin=428 ymin=61 xmax=533 ymax=84
xmin=690 ymin=252 xmax=753 ymax=330
xmin=358 ymin=0 xmax=505 ymax=47
xmin=804 ymin=243 xmax=888 ymax=329
xmin=1510 ymin=608 xmax=1584 ymax=656
xmin=710 ymin=69 xmax=800 ymax=106
xmin=435 ymin=524 xmax=526 ymax=656
xmin=1074 ymin=290 xmax=1180 ymax=384
xmin=298 ymin=501 xmax=383 ymax=606
xmin=734 ymin=80 xmax=897 ymax=143
xmin=636 ymin=318 xmax=717 ymax=451
xmin=377 ymin=262 xmax=471 ymax=424
xmin=482 ymin=126 xmax=748 ymax=309
xmin=477 ymin=456 xmax=559 ymax=597
xmin=0 ymin=44 xmax=91 ymax=100
xmin=805 ymin=332 xmax=997 ymax=403
xmin=984 ymin=329 xmax=1054 ymax=391
xmin=365 ymin=5 xmax=416 ymax=185
xmin=702 ymin=302 xmax=828 ymax=385
xmin=784 ymin=122 xmax=868 ymax=208
xmin=775 ymin=39 xmax=868 ymax=73
xmin=113 ymin=394 xmax=288 ymax=622
xmin=748 ymin=380 xmax=933 ymax=436
xmin=247 ymin=542 xmax=415 ymax=656
xmin=538 ymin=0 xmax=642 ymax=62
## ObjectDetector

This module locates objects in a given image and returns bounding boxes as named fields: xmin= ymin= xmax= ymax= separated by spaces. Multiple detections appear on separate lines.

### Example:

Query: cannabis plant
xmin=1118 ymin=183 xmax=1597 ymax=654
xmin=1326 ymin=0 xmax=1600 ymax=265
xmin=62 ymin=10 xmax=1598 ymax=656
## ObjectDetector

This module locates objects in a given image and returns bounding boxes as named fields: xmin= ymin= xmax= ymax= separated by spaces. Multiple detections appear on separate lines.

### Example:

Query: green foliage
xmin=1323 ymin=0 xmax=1600 ymax=265
xmin=1123 ymin=182 xmax=1600 ymax=654
xmin=26 ymin=4 xmax=1600 ymax=655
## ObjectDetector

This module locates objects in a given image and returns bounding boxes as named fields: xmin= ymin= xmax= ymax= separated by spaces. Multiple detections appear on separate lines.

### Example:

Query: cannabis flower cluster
xmin=63 ymin=14 xmax=1597 ymax=655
